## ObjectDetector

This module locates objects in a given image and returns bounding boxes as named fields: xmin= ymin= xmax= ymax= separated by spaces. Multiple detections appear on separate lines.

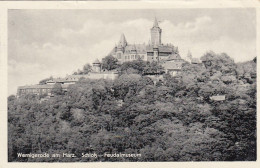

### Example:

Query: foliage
xmin=39 ymin=76 xmax=53 ymax=85
xmin=118 ymin=59 xmax=164 ymax=75
xmin=101 ymin=55 xmax=119 ymax=71
xmin=8 ymin=52 xmax=256 ymax=162
xmin=51 ymin=83 xmax=64 ymax=95
xmin=73 ymin=63 xmax=92 ymax=75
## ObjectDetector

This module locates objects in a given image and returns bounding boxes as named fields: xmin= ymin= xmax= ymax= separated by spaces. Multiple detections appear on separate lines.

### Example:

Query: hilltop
xmin=8 ymin=51 xmax=256 ymax=161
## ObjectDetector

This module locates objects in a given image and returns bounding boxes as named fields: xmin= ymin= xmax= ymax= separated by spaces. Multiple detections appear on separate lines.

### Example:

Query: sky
xmin=8 ymin=9 xmax=256 ymax=95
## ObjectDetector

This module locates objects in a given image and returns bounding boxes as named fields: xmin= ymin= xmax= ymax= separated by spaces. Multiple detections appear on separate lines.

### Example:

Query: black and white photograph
xmin=5 ymin=3 xmax=257 ymax=163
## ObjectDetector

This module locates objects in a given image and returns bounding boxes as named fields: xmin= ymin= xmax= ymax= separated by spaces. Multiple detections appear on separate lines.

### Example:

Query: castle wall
xmin=17 ymin=72 xmax=119 ymax=97
xmin=87 ymin=72 xmax=118 ymax=80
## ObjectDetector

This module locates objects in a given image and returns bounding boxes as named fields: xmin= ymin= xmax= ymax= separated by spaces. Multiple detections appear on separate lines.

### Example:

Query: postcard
xmin=0 ymin=0 xmax=259 ymax=168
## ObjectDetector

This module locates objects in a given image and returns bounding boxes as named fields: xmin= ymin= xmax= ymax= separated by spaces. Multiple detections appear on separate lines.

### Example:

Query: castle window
xmin=125 ymin=56 xmax=127 ymax=59
xmin=131 ymin=55 xmax=134 ymax=59
xmin=135 ymin=55 xmax=137 ymax=59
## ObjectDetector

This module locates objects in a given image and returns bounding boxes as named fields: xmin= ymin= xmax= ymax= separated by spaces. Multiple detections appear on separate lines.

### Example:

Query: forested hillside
xmin=8 ymin=52 xmax=256 ymax=161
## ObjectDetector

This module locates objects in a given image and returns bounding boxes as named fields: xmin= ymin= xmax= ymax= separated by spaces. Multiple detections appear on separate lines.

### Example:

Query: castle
xmin=110 ymin=18 xmax=180 ymax=61
xmin=17 ymin=17 xmax=184 ymax=97
xmin=110 ymin=17 xmax=184 ymax=76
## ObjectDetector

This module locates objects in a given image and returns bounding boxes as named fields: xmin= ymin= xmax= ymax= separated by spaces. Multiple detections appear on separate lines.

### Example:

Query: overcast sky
xmin=8 ymin=9 xmax=256 ymax=95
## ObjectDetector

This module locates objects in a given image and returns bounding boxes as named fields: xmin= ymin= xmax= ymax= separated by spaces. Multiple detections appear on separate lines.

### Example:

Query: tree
xmin=8 ymin=50 xmax=256 ymax=162
xmin=143 ymin=61 xmax=164 ymax=74
xmin=51 ymin=83 xmax=63 ymax=95
xmin=113 ymin=74 xmax=141 ymax=100
xmin=101 ymin=55 xmax=118 ymax=71
xmin=74 ymin=64 xmax=92 ymax=75
xmin=8 ymin=95 xmax=16 ymax=102
xmin=82 ymin=63 xmax=92 ymax=74
xmin=201 ymin=51 xmax=237 ymax=75
xmin=39 ymin=76 xmax=53 ymax=85
xmin=119 ymin=59 xmax=146 ymax=75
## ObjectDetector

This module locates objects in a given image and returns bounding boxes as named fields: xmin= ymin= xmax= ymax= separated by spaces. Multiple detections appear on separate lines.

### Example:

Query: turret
xmin=150 ymin=17 xmax=162 ymax=46
xmin=92 ymin=59 xmax=101 ymax=73
xmin=117 ymin=33 xmax=127 ymax=52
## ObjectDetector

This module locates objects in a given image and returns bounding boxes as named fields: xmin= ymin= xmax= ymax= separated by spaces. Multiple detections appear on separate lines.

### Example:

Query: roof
xmin=118 ymin=33 xmax=127 ymax=47
xmin=210 ymin=95 xmax=226 ymax=101
xmin=65 ymin=75 xmax=89 ymax=80
xmin=18 ymin=84 xmax=71 ymax=90
xmin=124 ymin=43 xmax=175 ymax=54
xmin=125 ymin=44 xmax=146 ymax=54
xmin=18 ymin=84 xmax=55 ymax=90
xmin=93 ymin=59 xmax=101 ymax=64
xmin=47 ymin=72 xmax=119 ymax=84
xmin=162 ymin=61 xmax=183 ymax=70
xmin=146 ymin=44 xmax=175 ymax=53
xmin=158 ymin=45 xmax=174 ymax=53
xmin=46 ymin=75 xmax=89 ymax=84
xmin=89 ymin=71 xmax=118 ymax=75
xmin=152 ymin=17 xmax=160 ymax=28
xmin=167 ymin=54 xmax=181 ymax=60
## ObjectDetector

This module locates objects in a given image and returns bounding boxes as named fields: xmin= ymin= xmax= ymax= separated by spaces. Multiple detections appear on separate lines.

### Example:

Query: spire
xmin=118 ymin=33 xmax=127 ymax=47
xmin=153 ymin=17 xmax=159 ymax=27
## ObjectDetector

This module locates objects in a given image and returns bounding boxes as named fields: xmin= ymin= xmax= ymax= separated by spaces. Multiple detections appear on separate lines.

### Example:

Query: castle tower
xmin=93 ymin=59 xmax=101 ymax=73
xmin=153 ymin=45 xmax=159 ymax=61
xmin=151 ymin=17 xmax=162 ymax=46
xmin=117 ymin=33 xmax=127 ymax=50
xmin=117 ymin=33 xmax=127 ymax=62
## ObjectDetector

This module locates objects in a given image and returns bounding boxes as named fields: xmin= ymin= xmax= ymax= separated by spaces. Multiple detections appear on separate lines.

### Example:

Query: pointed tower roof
xmin=93 ymin=58 xmax=100 ymax=64
xmin=118 ymin=33 xmax=127 ymax=47
xmin=153 ymin=17 xmax=159 ymax=28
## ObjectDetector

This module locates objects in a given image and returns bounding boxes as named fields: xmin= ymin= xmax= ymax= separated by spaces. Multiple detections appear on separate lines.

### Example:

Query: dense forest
xmin=8 ymin=51 xmax=256 ymax=161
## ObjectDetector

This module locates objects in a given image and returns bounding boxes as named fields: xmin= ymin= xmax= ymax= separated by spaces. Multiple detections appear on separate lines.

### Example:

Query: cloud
xmin=159 ymin=16 xmax=255 ymax=61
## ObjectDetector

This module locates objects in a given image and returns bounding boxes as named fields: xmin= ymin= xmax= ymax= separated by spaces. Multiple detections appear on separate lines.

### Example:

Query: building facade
xmin=17 ymin=84 xmax=70 ymax=98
